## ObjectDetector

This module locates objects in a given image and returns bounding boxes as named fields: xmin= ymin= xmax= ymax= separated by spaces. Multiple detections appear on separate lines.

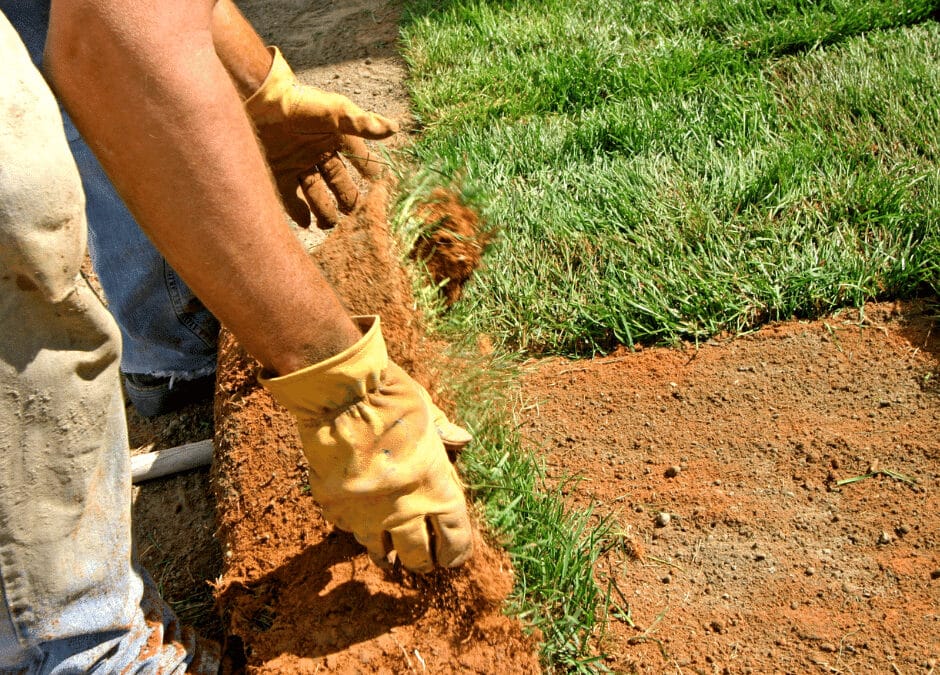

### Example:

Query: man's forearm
xmin=45 ymin=0 xmax=361 ymax=375
xmin=211 ymin=0 xmax=272 ymax=99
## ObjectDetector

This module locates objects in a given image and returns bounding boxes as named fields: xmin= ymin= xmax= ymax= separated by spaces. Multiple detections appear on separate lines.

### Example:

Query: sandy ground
xmin=522 ymin=300 xmax=939 ymax=674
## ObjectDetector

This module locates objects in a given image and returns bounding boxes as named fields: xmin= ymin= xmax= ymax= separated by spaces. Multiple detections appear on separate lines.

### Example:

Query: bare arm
xmin=211 ymin=0 xmax=272 ymax=98
xmin=45 ymin=0 xmax=361 ymax=375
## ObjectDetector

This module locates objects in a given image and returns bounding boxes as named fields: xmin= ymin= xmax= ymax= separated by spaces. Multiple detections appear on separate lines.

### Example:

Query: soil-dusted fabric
xmin=0 ymin=14 xmax=218 ymax=673
xmin=0 ymin=0 xmax=220 ymax=387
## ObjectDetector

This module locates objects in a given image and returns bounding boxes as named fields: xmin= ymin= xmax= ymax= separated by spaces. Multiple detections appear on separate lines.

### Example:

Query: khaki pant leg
xmin=0 ymin=12 xmax=220 ymax=673
xmin=0 ymin=11 xmax=141 ymax=670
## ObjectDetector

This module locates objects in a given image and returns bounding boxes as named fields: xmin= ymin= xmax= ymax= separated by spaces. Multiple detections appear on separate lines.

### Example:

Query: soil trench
xmin=211 ymin=184 xmax=540 ymax=673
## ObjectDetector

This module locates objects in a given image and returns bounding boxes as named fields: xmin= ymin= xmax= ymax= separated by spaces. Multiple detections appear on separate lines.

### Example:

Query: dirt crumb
xmin=411 ymin=188 xmax=492 ymax=306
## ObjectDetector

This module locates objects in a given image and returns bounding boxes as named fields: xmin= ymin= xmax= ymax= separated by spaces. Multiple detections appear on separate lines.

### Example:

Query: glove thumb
xmin=415 ymin=383 xmax=472 ymax=452
xmin=291 ymin=90 xmax=399 ymax=140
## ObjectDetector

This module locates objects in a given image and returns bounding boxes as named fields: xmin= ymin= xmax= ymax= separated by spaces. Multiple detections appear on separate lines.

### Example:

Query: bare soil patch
xmin=521 ymin=300 xmax=940 ymax=673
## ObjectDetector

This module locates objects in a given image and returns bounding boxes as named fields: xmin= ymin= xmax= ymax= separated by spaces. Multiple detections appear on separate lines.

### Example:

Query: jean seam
xmin=161 ymin=261 xmax=218 ymax=349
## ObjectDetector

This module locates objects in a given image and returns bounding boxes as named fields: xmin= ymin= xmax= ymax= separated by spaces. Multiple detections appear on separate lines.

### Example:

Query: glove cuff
xmin=245 ymin=46 xmax=295 ymax=126
xmin=259 ymin=315 xmax=387 ymax=415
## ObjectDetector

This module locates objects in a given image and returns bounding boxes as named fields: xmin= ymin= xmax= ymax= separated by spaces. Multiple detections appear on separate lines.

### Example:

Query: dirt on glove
xmin=211 ymin=185 xmax=539 ymax=673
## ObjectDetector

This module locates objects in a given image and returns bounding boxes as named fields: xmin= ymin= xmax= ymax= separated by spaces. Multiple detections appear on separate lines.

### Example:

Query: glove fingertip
xmin=439 ymin=423 xmax=473 ymax=451
xmin=431 ymin=512 xmax=474 ymax=569
xmin=355 ymin=530 xmax=394 ymax=569
xmin=368 ymin=550 xmax=394 ymax=570
xmin=367 ymin=115 xmax=399 ymax=140
xmin=301 ymin=171 xmax=343 ymax=229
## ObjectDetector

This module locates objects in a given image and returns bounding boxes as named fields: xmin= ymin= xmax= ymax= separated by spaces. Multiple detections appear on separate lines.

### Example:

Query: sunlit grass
xmin=401 ymin=0 xmax=940 ymax=356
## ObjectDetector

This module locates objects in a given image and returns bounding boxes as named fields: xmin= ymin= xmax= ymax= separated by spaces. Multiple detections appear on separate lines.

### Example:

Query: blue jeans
xmin=4 ymin=0 xmax=219 ymax=382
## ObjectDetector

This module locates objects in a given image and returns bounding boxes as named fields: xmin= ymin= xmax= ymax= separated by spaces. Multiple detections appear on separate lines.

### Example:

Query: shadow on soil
xmin=891 ymin=297 xmax=939 ymax=392
xmin=217 ymin=530 xmax=425 ymax=662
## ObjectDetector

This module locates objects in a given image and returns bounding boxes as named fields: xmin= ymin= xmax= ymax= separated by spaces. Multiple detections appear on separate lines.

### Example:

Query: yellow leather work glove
xmin=246 ymin=47 xmax=398 ymax=229
xmin=419 ymin=386 xmax=473 ymax=454
xmin=259 ymin=316 xmax=473 ymax=573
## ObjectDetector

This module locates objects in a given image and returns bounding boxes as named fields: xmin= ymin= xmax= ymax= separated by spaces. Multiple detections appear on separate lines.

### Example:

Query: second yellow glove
xmin=246 ymin=47 xmax=398 ymax=228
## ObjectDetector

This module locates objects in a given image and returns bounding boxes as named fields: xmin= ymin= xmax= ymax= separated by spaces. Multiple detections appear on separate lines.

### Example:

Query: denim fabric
xmin=1 ymin=0 xmax=220 ymax=381
xmin=73 ymin=128 xmax=220 ymax=380
xmin=0 ymin=11 xmax=217 ymax=673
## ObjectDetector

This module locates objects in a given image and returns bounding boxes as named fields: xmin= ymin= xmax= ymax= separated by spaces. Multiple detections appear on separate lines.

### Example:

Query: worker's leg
xmin=0 ymin=14 xmax=218 ymax=673
xmin=0 ymin=0 xmax=220 ymax=417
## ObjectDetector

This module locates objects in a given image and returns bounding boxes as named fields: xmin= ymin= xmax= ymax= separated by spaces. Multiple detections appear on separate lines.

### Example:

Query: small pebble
xmin=805 ymin=566 xmax=816 ymax=576
xmin=930 ymin=569 xmax=940 ymax=580
xmin=878 ymin=531 xmax=892 ymax=545
xmin=665 ymin=465 xmax=681 ymax=478
xmin=655 ymin=512 xmax=672 ymax=527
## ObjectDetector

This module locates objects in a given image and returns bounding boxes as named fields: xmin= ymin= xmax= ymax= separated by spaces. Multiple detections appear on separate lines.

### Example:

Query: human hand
xmin=246 ymin=47 xmax=398 ymax=228
xmin=259 ymin=316 xmax=473 ymax=573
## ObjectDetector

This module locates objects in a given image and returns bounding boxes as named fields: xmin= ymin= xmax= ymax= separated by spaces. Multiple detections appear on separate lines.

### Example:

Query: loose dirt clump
xmin=521 ymin=299 xmax=940 ymax=673
xmin=411 ymin=188 xmax=493 ymax=306
xmin=211 ymin=185 xmax=539 ymax=673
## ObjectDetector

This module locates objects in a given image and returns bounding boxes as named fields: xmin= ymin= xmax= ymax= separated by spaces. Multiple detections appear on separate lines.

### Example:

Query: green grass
xmin=400 ymin=0 xmax=940 ymax=356
xmin=449 ymin=354 xmax=612 ymax=672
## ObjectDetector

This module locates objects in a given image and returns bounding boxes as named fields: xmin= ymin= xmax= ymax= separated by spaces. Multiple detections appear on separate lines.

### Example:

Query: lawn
xmin=400 ymin=0 xmax=940 ymax=356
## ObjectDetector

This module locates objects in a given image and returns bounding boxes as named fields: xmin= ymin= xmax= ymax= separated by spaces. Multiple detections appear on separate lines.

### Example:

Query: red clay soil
xmin=411 ymin=188 xmax=493 ymax=306
xmin=211 ymin=186 xmax=539 ymax=673
xmin=521 ymin=299 xmax=939 ymax=673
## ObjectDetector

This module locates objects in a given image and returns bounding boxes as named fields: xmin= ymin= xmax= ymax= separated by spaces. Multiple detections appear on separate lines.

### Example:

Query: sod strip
xmin=400 ymin=1 xmax=940 ymax=356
